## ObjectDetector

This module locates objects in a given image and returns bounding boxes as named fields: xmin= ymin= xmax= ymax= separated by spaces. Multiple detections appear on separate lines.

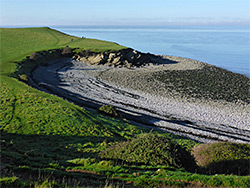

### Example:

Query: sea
xmin=53 ymin=25 xmax=250 ymax=77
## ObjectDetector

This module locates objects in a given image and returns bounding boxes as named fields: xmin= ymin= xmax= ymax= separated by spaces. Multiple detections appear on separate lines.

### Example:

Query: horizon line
xmin=1 ymin=23 xmax=250 ymax=28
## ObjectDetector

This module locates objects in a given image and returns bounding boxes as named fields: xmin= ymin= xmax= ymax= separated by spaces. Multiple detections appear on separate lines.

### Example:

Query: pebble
xmin=31 ymin=58 xmax=250 ymax=143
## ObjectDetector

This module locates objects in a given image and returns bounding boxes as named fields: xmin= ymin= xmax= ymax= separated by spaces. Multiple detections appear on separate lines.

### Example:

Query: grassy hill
xmin=0 ymin=27 xmax=249 ymax=188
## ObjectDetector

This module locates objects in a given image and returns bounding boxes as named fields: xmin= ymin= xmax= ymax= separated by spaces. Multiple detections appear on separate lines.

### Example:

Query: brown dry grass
xmin=192 ymin=142 xmax=250 ymax=175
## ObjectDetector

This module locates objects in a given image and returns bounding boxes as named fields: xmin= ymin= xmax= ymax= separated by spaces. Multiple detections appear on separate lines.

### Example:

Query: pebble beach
xmin=31 ymin=56 xmax=250 ymax=143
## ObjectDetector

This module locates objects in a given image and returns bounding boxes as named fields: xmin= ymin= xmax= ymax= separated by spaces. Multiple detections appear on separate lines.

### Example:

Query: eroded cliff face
xmin=16 ymin=48 xmax=158 ymax=83
xmin=74 ymin=48 xmax=158 ymax=68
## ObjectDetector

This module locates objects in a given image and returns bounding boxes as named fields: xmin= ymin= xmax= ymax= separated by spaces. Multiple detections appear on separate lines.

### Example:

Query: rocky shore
xmin=73 ymin=48 xmax=181 ymax=68
xmin=30 ymin=51 xmax=250 ymax=143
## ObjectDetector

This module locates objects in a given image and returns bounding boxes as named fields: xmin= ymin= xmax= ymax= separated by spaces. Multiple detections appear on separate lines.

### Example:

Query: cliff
xmin=74 ymin=48 xmax=159 ymax=68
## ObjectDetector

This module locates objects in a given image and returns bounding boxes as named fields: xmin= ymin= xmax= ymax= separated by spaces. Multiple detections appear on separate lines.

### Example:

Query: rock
xmin=79 ymin=57 xmax=88 ymax=63
xmin=106 ymin=62 xmax=112 ymax=67
xmin=108 ymin=53 xmax=116 ymax=59
xmin=76 ymin=48 xmax=158 ymax=68
xmin=100 ymin=52 xmax=109 ymax=64
xmin=112 ymin=57 xmax=122 ymax=65
xmin=124 ymin=49 xmax=135 ymax=63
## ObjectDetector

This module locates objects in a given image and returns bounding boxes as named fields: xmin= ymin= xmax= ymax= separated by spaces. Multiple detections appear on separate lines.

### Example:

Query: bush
xmin=29 ymin=52 xmax=37 ymax=61
xmin=0 ymin=177 xmax=27 ymax=188
xmin=98 ymin=105 xmax=121 ymax=118
xmin=100 ymin=133 xmax=196 ymax=171
xmin=19 ymin=74 xmax=29 ymax=82
xmin=192 ymin=142 xmax=250 ymax=175
xmin=61 ymin=45 xmax=72 ymax=56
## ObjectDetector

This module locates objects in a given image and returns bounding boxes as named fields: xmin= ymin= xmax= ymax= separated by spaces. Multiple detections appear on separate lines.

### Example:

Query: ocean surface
xmin=54 ymin=25 xmax=250 ymax=76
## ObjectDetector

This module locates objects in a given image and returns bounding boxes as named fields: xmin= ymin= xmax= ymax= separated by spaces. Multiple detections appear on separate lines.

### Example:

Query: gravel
xmin=31 ymin=56 xmax=250 ymax=143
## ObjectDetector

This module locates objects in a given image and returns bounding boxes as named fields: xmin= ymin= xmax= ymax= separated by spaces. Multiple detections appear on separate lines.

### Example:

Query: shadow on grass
xmin=0 ymin=131 xmax=132 ymax=187
xmin=199 ymin=159 xmax=250 ymax=176
xmin=0 ymin=131 xmax=124 ymax=163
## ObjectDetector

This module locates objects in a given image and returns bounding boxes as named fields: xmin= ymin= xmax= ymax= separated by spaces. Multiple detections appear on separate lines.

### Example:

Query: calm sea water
xmin=54 ymin=25 xmax=250 ymax=76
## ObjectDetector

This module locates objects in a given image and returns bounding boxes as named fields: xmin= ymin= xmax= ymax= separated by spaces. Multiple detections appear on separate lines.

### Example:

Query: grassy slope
xmin=0 ymin=27 xmax=249 ymax=188
xmin=0 ymin=27 xmax=124 ymax=75
xmin=0 ymin=27 xmax=143 ymax=187
xmin=0 ymin=27 xmax=126 ymax=136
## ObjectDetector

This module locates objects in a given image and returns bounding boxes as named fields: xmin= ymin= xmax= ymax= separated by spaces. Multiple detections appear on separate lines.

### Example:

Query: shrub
xmin=61 ymin=45 xmax=72 ymax=56
xmin=80 ymin=50 xmax=92 ymax=56
xmin=29 ymin=52 xmax=37 ymax=61
xmin=19 ymin=74 xmax=29 ymax=82
xmin=100 ymin=133 xmax=196 ymax=171
xmin=192 ymin=142 xmax=250 ymax=175
xmin=0 ymin=177 xmax=27 ymax=188
xmin=98 ymin=105 xmax=121 ymax=118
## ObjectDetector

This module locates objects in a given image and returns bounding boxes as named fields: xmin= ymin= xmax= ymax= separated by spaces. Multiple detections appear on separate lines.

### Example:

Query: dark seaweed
xmin=153 ymin=65 xmax=249 ymax=103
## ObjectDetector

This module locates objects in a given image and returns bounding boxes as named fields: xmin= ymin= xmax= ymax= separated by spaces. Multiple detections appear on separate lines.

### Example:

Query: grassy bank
xmin=1 ymin=27 xmax=250 ymax=187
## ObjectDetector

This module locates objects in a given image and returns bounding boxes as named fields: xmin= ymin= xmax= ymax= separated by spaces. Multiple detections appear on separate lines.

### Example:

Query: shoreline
xmin=30 ymin=55 xmax=250 ymax=143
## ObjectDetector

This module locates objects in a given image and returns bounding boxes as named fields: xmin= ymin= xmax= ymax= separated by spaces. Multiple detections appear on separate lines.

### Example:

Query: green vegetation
xmin=0 ymin=27 xmax=125 ymax=76
xmin=100 ymin=133 xmax=197 ymax=171
xmin=1 ymin=27 xmax=250 ymax=187
xmin=62 ymin=45 xmax=73 ymax=57
xmin=98 ymin=105 xmax=121 ymax=118
xmin=0 ymin=177 xmax=28 ymax=188
xmin=193 ymin=142 xmax=250 ymax=175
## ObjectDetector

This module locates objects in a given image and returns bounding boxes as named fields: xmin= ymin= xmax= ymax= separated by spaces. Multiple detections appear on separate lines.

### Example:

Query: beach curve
xmin=30 ymin=56 xmax=250 ymax=143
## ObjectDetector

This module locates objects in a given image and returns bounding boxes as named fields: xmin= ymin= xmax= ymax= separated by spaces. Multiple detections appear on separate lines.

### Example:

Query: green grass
xmin=0 ymin=27 xmax=125 ymax=75
xmin=1 ymin=27 xmax=250 ymax=187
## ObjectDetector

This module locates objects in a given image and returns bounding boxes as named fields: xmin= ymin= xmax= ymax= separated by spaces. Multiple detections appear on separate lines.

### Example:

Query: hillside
xmin=0 ymin=27 xmax=250 ymax=188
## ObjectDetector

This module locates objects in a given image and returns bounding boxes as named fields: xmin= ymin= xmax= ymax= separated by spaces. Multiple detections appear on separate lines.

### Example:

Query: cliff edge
xmin=73 ymin=48 xmax=172 ymax=68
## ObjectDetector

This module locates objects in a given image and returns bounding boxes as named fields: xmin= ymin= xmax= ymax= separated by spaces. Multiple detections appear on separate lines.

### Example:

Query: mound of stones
xmin=73 ymin=48 xmax=158 ymax=68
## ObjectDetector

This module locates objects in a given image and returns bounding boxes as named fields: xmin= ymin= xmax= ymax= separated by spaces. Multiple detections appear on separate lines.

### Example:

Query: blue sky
xmin=1 ymin=0 xmax=249 ymax=26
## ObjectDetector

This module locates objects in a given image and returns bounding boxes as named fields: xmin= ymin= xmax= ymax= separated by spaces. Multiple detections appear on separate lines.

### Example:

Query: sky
xmin=1 ymin=0 xmax=250 ymax=26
